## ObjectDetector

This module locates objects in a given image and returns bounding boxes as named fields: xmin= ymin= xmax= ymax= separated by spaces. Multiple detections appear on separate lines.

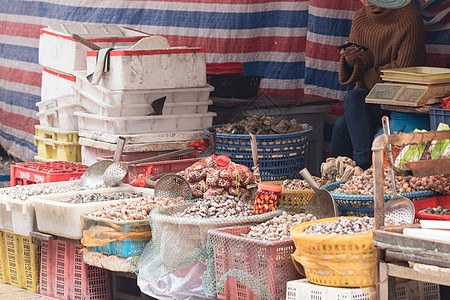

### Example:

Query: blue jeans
xmin=330 ymin=88 xmax=388 ymax=166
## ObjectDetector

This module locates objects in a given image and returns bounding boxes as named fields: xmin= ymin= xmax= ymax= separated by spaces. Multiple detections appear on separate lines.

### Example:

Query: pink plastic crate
xmin=209 ymin=226 xmax=301 ymax=300
xmin=97 ymin=150 xmax=201 ymax=183
xmin=38 ymin=239 xmax=111 ymax=300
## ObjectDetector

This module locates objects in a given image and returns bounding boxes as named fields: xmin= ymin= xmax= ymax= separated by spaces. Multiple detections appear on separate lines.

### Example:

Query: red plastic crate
xmin=414 ymin=195 xmax=450 ymax=221
xmin=209 ymin=226 xmax=301 ymax=300
xmin=97 ymin=150 xmax=202 ymax=183
xmin=38 ymin=239 xmax=111 ymax=300
xmin=10 ymin=161 xmax=88 ymax=187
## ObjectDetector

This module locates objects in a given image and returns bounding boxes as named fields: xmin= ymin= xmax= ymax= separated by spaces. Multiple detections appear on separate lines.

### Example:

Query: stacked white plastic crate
xmin=37 ymin=24 xmax=149 ymax=163
xmin=70 ymin=35 xmax=215 ymax=165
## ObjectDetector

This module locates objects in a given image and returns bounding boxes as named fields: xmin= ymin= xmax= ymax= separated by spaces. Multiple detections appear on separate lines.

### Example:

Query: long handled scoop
xmin=382 ymin=116 xmax=415 ymax=225
xmin=80 ymin=136 xmax=126 ymax=188
xmin=300 ymin=168 xmax=338 ymax=219
xmin=102 ymin=147 xmax=196 ymax=187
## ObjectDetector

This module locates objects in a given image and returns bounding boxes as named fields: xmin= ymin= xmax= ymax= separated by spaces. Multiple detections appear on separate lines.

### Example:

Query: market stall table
xmin=209 ymin=96 xmax=338 ymax=176
xmin=371 ymin=130 xmax=450 ymax=299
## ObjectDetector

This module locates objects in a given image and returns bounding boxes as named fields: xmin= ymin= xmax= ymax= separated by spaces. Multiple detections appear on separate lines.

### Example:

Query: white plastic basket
xmin=39 ymin=25 xmax=148 ymax=74
xmin=41 ymin=67 xmax=76 ymax=102
xmin=29 ymin=185 xmax=154 ymax=239
xmin=74 ymin=111 xmax=215 ymax=135
xmin=37 ymin=95 xmax=85 ymax=131
xmin=75 ymin=85 xmax=212 ymax=117
xmin=86 ymin=47 xmax=206 ymax=90
xmin=286 ymin=279 xmax=440 ymax=300
xmin=73 ymin=70 xmax=213 ymax=106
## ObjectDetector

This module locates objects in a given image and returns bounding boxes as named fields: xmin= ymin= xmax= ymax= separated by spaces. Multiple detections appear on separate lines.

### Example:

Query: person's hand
xmin=340 ymin=45 xmax=365 ymax=68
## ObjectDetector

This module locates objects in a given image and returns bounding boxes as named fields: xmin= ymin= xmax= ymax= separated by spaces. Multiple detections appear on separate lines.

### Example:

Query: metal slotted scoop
xmin=80 ymin=136 xmax=126 ymax=188
xmin=154 ymin=174 xmax=192 ymax=200
xmin=102 ymin=147 xmax=196 ymax=187
xmin=382 ymin=116 xmax=415 ymax=225
xmin=300 ymin=168 xmax=339 ymax=219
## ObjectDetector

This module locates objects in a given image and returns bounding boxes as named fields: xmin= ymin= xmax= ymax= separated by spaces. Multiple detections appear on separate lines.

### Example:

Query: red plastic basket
xmin=209 ymin=226 xmax=301 ymax=300
xmin=10 ymin=161 xmax=88 ymax=186
xmin=414 ymin=195 xmax=450 ymax=221
xmin=97 ymin=150 xmax=202 ymax=183
xmin=38 ymin=239 xmax=111 ymax=300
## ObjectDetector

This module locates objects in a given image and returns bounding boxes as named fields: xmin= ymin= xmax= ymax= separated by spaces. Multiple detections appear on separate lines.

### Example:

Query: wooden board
xmin=373 ymin=230 xmax=450 ymax=266
xmin=403 ymin=158 xmax=450 ymax=176
xmin=386 ymin=250 xmax=450 ymax=268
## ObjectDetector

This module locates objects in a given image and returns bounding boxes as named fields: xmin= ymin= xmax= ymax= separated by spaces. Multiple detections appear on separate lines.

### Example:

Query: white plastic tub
xmin=39 ymin=25 xmax=148 ymax=74
xmin=74 ymin=111 xmax=215 ymax=135
xmin=86 ymin=47 xmax=206 ymax=90
xmin=37 ymin=95 xmax=85 ymax=131
xmin=41 ymin=67 xmax=76 ymax=102
xmin=0 ymin=202 xmax=13 ymax=232
xmin=0 ymin=180 xmax=81 ymax=236
xmin=29 ymin=185 xmax=154 ymax=239
xmin=73 ymin=71 xmax=213 ymax=106
xmin=75 ymin=85 xmax=212 ymax=117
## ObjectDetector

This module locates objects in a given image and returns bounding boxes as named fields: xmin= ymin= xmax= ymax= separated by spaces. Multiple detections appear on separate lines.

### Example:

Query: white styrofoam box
xmin=86 ymin=47 xmax=206 ymax=90
xmin=39 ymin=25 xmax=148 ymax=74
xmin=74 ymin=111 xmax=215 ymax=135
xmin=37 ymin=101 xmax=85 ymax=131
xmin=29 ymin=185 xmax=154 ymax=239
xmin=73 ymin=70 xmax=213 ymax=105
xmin=41 ymin=67 xmax=76 ymax=102
xmin=286 ymin=279 xmax=440 ymax=300
xmin=75 ymin=85 xmax=212 ymax=116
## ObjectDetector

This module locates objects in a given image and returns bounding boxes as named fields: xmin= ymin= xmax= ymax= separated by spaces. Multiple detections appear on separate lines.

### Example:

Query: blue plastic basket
xmin=208 ymin=126 xmax=313 ymax=181
xmin=429 ymin=107 xmax=450 ymax=130
xmin=81 ymin=215 xmax=151 ymax=257
xmin=321 ymin=180 xmax=439 ymax=217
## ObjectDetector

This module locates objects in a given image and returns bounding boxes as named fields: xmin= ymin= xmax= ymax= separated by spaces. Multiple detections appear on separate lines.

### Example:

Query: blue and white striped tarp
xmin=1 ymin=0 xmax=449 ymax=161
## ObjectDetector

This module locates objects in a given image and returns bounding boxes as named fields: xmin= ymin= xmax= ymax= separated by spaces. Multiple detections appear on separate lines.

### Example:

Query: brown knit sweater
xmin=339 ymin=4 xmax=426 ymax=90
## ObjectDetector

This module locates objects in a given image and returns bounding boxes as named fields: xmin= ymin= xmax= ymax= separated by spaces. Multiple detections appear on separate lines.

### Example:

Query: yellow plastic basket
xmin=270 ymin=181 xmax=314 ymax=213
xmin=4 ymin=231 xmax=40 ymax=292
xmin=290 ymin=217 xmax=376 ymax=288
xmin=0 ymin=230 xmax=9 ymax=284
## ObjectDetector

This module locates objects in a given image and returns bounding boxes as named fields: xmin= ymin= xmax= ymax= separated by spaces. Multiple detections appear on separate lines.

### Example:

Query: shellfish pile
xmin=216 ymin=115 xmax=310 ymax=135
xmin=175 ymin=195 xmax=254 ymax=218
xmin=89 ymin=196 xmax=185 ymax=221
xmin=333 ymin=168 xmax=415 ymax=195
xmin=244 ymin=211 xmax=316 ymax=241
xmin=303 ymin=216 xmax=374 ymax=235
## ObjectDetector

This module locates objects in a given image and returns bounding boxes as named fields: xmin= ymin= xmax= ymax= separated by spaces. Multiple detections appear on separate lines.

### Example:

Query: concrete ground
xmin=0 ymin=283 xmax=46 ymax=299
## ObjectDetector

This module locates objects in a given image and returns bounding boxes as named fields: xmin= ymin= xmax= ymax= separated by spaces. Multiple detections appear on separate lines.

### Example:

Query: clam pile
xmin=419 ymin=206 xmax=450 ymax=215
xmin=303 ymin=216 xmax=374 ymax=235
xmin=244 ymin=211 xmax=316 ymax=241
xmin=0 ymin=183 xmax=106 ymax=201
xmin=175 ymin=195 xmax=254 ymax=218
xmin=216 ymin=115 xmax=310 ymax=135
xmin=69 ymin=191 xmax=144 ymax=204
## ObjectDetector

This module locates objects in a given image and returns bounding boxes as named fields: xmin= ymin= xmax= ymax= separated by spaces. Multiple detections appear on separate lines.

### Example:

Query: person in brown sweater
xmin=330 ymin=0 xmax=426 ymax=170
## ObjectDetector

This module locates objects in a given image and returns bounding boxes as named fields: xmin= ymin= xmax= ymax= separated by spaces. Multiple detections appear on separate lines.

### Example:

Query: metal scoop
xmin=102 ymin=147 xmax=196 ymax=187
xmin=300 ymin=168 xmax=338 ymax=219
xmin=80 ymin=136 xmax=125 ymax=188
xmin=154 ymin=174 xmax=192 ymax=200
xmin=382 ymin=116 xmax=415 ymax=225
